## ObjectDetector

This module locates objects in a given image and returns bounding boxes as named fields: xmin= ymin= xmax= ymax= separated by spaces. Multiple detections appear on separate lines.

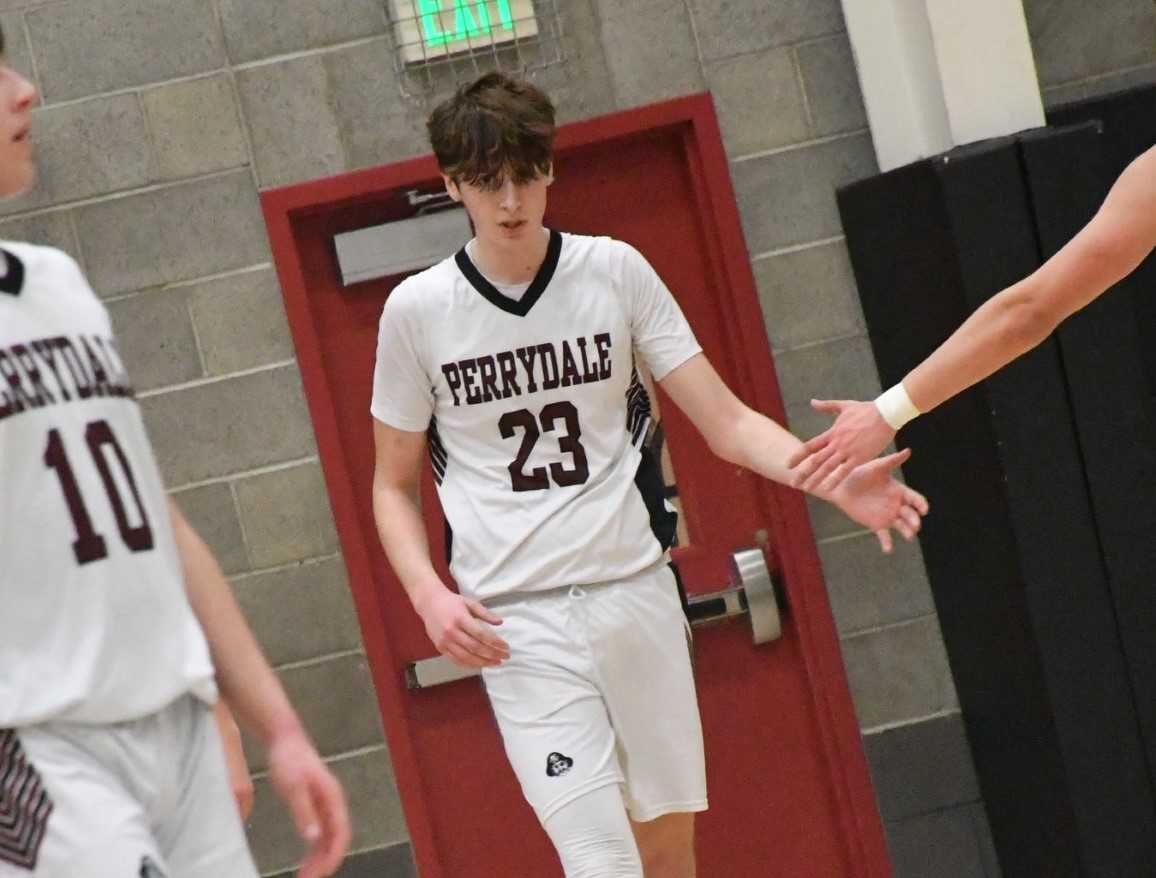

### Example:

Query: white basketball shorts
xmin=0 ymin=694 xmax=257 ymax=878
xmin=481 ymin=560 xmax=709 ymax=823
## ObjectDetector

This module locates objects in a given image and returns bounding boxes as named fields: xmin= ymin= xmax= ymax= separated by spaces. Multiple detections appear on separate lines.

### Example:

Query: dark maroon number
xmin=540 ymin=401 xmax=590 ymax=487
xmin=44 ymin=419 xmax=155 ymax=565
xmin=498 ymin=408 xmax=550 ymax=492
xmin=499 ymin=402 xmax=589 ymax=492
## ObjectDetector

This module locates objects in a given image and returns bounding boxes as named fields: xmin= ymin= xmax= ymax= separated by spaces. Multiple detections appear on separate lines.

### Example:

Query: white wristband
xmin=874 ymin=383 xmax=920 ymax=431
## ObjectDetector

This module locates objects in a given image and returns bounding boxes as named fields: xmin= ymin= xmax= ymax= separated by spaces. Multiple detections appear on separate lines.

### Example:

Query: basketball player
xmin=371 ymin=73 xmax=929 ymax=877
xmin=788 ymin=144 xmax=1156 ymax=491
xmin=0 ymin=32 xmax=350 ymax=878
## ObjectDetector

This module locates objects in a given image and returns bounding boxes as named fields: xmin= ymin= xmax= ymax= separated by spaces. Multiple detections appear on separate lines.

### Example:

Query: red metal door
xmin=263 ymin=95 xmax=890 ymax=877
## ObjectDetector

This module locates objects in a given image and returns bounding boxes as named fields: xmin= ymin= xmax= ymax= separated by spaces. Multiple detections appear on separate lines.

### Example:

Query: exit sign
xmin=391 ymin=0 xmax=540 ymax=64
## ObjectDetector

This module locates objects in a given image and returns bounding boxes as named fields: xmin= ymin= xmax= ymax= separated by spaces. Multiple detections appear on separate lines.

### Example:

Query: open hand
xmin=417 ymin=588 xmax=509 ymax=668
xmin=788 ymin=399 xmax=896 ymax=493
xmin=266 ymin=731 xmax=351 ymax=878
xmin=828 ymin=449 xmax=929 ymax=553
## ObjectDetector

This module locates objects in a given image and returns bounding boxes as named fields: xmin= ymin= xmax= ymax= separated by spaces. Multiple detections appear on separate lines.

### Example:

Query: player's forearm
xmin=372 ymin=483 xmax=450 ymax=613
xmin=902 ymin=277 xmax=1055 ymax=413
xmin=170 ymin=500 xmax=305 ymax=747
xmin=719 ymin=407 xmax=815 ymax=490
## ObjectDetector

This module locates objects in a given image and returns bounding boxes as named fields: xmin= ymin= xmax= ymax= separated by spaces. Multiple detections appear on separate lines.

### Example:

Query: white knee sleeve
xmin=541 ymin=784 xmax=644 ymax=878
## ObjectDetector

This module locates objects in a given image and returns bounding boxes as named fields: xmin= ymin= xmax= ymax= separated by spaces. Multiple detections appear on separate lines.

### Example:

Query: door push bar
xmin=404 ymin=548 xmax=783 ymax=691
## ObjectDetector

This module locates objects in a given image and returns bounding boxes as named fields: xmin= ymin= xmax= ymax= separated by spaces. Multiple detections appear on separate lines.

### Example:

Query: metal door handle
xmin=405 ymin=549 xmax=783 ymax=690
xmin=683 ymin=548 xmax=782 ymax=645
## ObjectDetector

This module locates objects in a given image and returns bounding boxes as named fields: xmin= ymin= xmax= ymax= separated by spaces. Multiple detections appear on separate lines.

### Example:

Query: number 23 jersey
xmin=0 ymin=242 xmax=216 ymax=727
xmin=371 ymin=231 xmax=702 ymax=601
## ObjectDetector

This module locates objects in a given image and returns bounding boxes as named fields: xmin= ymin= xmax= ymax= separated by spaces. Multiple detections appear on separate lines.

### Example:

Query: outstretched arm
xmin=789 ymin=144 xmax=1156 ymax=490
xmin=659 ymin=354 xmax=928 ymax=553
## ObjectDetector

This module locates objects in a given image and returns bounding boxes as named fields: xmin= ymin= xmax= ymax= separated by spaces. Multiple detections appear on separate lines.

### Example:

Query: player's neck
xmin=470 ymin=226 xmax=550 ymax=286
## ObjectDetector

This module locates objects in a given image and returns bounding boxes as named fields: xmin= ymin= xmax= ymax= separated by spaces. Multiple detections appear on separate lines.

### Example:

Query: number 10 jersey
xmin=371 ymin=231 xmax=702 ymax=601
xmin=0 ymin=242 xmax=216 ymax=727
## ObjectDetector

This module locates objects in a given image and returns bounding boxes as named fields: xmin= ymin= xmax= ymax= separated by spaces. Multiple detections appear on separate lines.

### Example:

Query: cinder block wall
xmin=4 ymin=1 xmax=1151 ymax=875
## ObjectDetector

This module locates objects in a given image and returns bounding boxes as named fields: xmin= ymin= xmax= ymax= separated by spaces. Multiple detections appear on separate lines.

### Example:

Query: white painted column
xmin=842 ymin=0 xmax=1046 ymax=172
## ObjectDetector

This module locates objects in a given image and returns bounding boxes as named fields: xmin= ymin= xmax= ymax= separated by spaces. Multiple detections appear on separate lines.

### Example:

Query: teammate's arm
xmin=788 ymin=145 xmax=1156 ymax=491
xmin=659 ymin=353 xmax=928 ymax=553
xmin=372 ymin=419 xmax=510 ymax=668
xmin=170 ymin=500 xmax=350 ymax=878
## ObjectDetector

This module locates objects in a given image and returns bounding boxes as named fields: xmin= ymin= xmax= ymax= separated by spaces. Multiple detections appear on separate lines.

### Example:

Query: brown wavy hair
xmin=427 ymin=72 xmax=556 ymax=189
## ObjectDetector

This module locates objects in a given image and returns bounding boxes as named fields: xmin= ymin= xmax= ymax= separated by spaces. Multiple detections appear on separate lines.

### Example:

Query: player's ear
xmin=443 ymin=174 xmax=462 ymax=202
xmin=544 ymin=163 xmax=554 ymax=187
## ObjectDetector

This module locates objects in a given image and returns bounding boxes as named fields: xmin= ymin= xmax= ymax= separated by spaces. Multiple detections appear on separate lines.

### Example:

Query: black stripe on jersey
xmin=633 ymin=445 xmax=678 ymax=552
xmin=625 ymin=368 xmax=652 ymax=446
xmin=427 ymin=418 xmax=448 ymax=485
xmin=455 ymin=229 xmax=562 ymax=317
xmin=0 ymin=730 xmax=53 ymax=870
xmin=0 ymin=250 xmax=24 ymax=296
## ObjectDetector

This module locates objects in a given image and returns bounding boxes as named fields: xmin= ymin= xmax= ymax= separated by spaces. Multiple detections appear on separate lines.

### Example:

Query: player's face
xmin=0 ymin=60 xmax=37 ymax=198
xmin=445 ymin=167 xmax=553 ymax=250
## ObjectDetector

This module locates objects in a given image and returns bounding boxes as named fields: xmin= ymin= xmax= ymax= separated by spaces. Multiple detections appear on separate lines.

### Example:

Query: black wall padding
xmin=838 ymin=122 xmax=1156 ymax=876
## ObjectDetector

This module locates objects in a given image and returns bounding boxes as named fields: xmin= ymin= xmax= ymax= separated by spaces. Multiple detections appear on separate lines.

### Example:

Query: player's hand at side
xmin=827 ymin=449 xmax=929 ymax=554
xmin=787 ymin=399 xmax=896 ymax=492
xmin=416 ymin=587 xmax=509 ymax=668
xmin=266 ymin=731 xmax=351 ymax=878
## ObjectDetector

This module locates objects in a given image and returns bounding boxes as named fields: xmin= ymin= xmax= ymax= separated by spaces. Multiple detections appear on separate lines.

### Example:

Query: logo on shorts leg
xmin=545 ymin=752 xmax=574 ymax=778
xmin=139 ymin=855 xmax=167 ymax=878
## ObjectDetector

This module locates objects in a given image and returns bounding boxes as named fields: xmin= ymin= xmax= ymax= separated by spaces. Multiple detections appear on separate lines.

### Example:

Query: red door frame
xmin=260 ymin=93 xmax=890 ymax=876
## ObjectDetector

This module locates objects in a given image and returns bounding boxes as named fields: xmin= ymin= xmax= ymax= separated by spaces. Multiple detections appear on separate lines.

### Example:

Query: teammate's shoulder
xmin=0 ymin=240 xmax=82 ymax=273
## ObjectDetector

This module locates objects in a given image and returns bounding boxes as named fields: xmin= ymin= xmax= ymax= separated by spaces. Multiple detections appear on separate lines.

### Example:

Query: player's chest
xmin=425 ymin=292 xmax=631 ymax=418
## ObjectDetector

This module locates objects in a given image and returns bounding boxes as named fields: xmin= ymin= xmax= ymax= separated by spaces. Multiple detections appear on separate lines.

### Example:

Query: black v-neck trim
xmin=0 ymin=249 xmax=25 ymax=295
xmin=455 ymin=228 xmax=562 ymax=317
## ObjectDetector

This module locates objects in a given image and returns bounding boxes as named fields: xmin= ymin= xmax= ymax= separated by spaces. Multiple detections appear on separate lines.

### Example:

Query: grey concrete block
xmin=247 ymin=653 xmax=382 ymax=773
xmin=819 ymin=532 xmax=933 ymax=635
xmin=234 ymin=461 xmax=338 ymax=569
xmin=267 ymin=844 xmax=416 ymax=878
xmin=235 ymin=54 xmax=346 ymax=188
xmin=0 ymin=95 xmax=153 ymax=216
xmin=705 ymin=47 xmax=809 ymax=157
xmin=0 ymin=11 xmax=36 ymax=89
xmin=170 ymin=482 xmax=249 ymax=576
xmin=26 ymin=0 xmax=226 ymax=103
xmin=73 ymin=171 xmax=269 ymax=296
xmin=217 ymin=0 xmax=387 ymax=64
xmin=595 ymin=0 xmax=704 ymax=108
xmin=887 ymin=806 xmax=992 ymax=878
xmin=773 ymin=333 xmax=881 ymax=440
xmin=106 ymin=288 xmax=201 ymax=392
xmin=1024 ymin=0 xmax=1156 ymax=87
xmin=755 ymin=239 xmax=864 ymax=351
xmin=1082 ymin=62 xmax=1156 ymax=100
xmin=248 ymin=748 xmax=406 ymax=875
xmin=141 ymin=365 xmax=315 ymax=487
xmin=732 ymin=132 xmax=877 ymax=253
xmin=0 ymin=211 xmax=81 ymax=263
xmin=864 ymin=713 xmax=981 ymax=821
xmin=321 ymin=38 xmax=428 ymax=171
xmin=689 ymin=0 xmax=844 ymax=61
xmin=1041 ymin=81 xmax=1089 ymax=109
xmin=526 ymin=0 xmax=617 ymax=124
xmin=841 ymin=616 xmax=958 ymax=729
xmin=186 ymin=268 xmax=295 ymax=376
xmin=234 ymin=556 xmax=362 ymax=668
xmin=142 ymin=74 xmax=249 ymax=180
xmin=797 ymin=34 xmax=868 ymax=137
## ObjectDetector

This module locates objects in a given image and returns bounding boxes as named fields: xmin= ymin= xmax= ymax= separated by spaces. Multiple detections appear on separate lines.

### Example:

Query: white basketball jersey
xmin=0 ymin=241 xmax=216 ymax=727
xmin=372 ymin=232 xmax=701 ymax=601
